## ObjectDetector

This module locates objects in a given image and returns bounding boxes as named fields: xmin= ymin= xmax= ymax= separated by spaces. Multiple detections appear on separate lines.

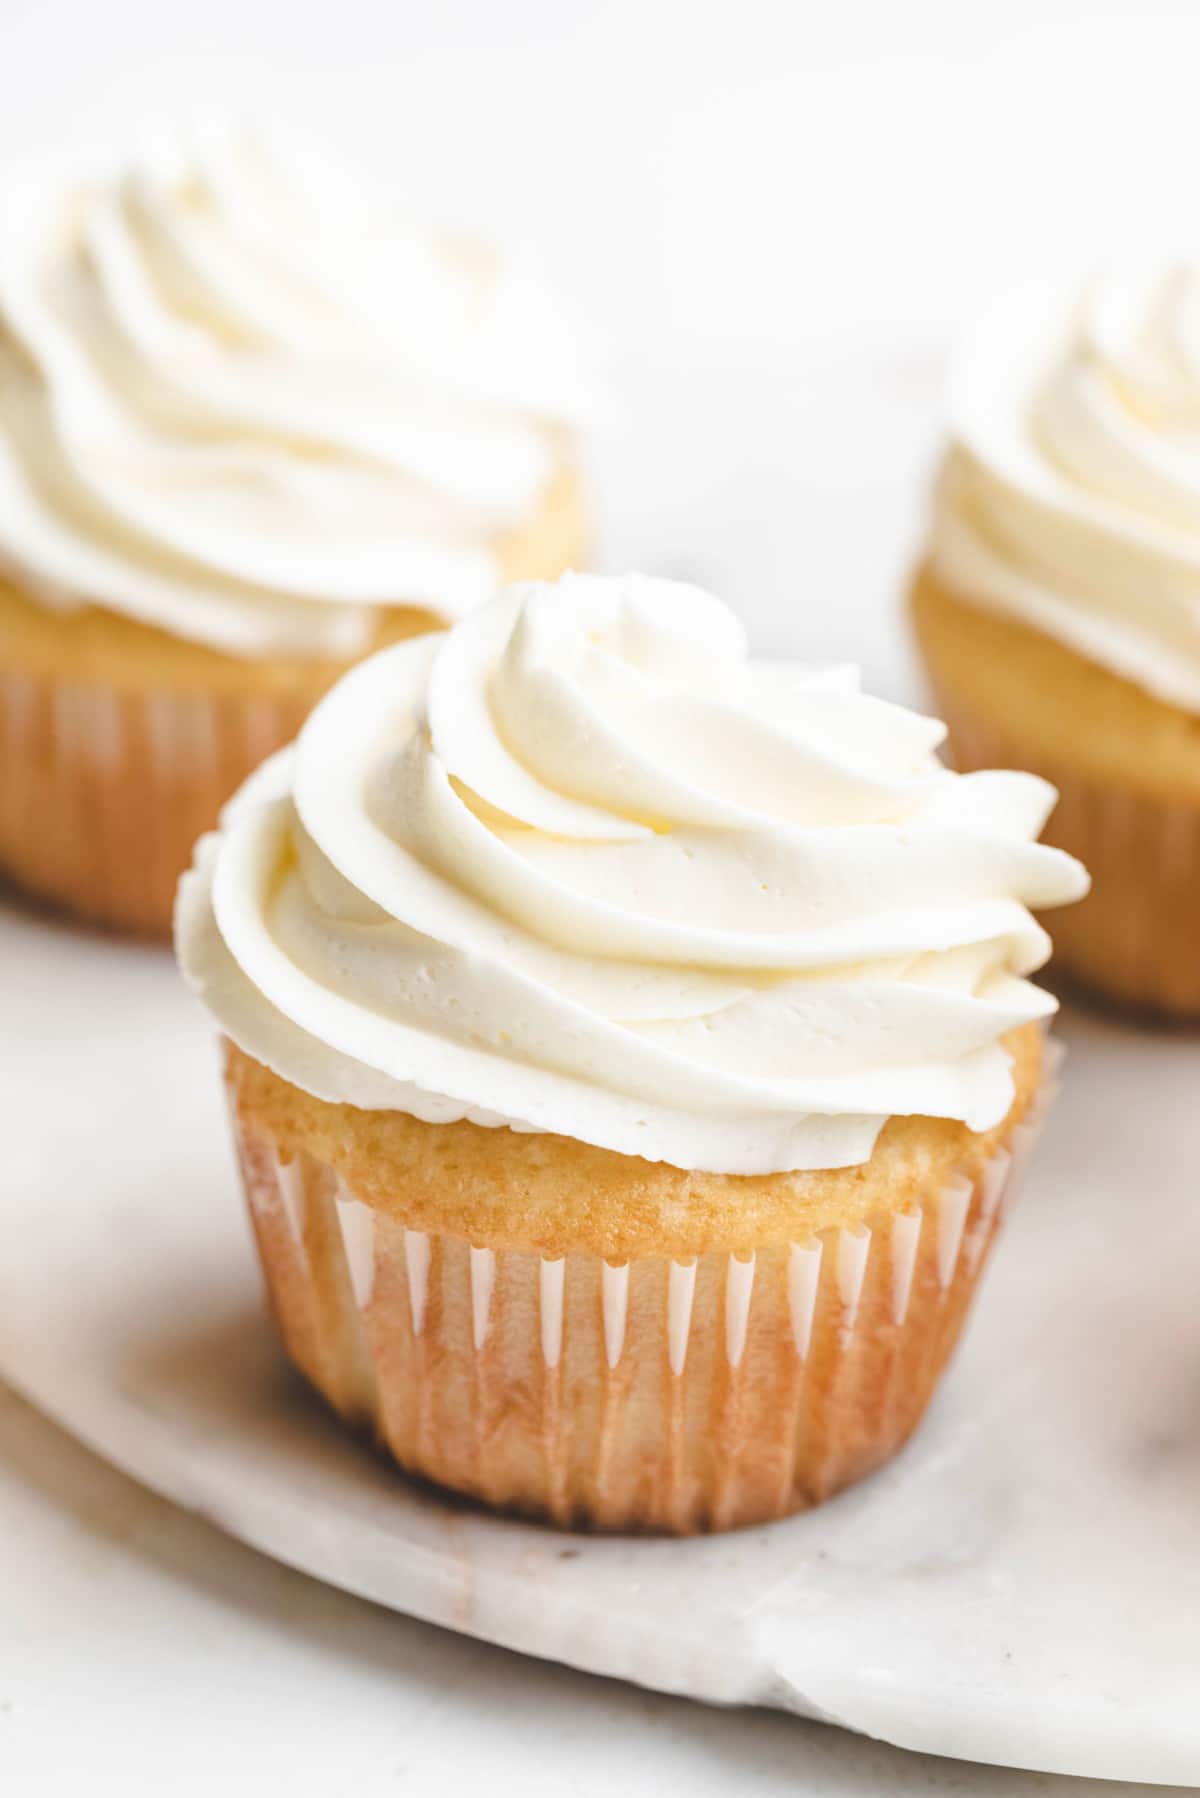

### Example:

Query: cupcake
xmin=911 ymin=263 xmax=1200 ymax=1015
xmin=0 ymin=119 xmax=587 ymax=936
xmin=177 ymin=572 xmax=1087 ymax=1533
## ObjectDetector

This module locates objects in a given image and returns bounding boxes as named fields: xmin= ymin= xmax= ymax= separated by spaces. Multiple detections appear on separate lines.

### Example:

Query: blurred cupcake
xmin=0 ymin=119 xmax=587 ymax=936
xmin=911 ymin=264 xmax=1200 ymax=1015
xmin=178 ymin=572 xmax=1086 ymax=1534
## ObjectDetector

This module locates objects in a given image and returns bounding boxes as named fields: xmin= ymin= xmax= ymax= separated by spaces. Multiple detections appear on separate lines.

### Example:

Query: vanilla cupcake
xmin=177 ymin=572 xmax=1086 ymax=1534
xmin=0 ymin=120 xmax=587 ymax=936
xmin=911 ymin=264 xmax=1200 ymax=1015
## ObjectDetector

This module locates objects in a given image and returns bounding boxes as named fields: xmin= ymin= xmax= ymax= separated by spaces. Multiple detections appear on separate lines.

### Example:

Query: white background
xmin=3 ymin=3 xmax=1199 ymax=1793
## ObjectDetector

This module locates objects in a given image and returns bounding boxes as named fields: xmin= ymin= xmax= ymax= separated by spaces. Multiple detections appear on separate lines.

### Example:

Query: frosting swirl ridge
xmin=0 ymin=119 xmax=582 ymax=658
xmin=930 ymin=263 xmax=1200 ymax=712
xmin=178 ymin=573 xmax=1088 ymax=1174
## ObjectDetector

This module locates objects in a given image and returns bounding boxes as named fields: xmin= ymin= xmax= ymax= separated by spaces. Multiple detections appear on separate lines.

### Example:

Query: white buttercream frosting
xmin=0 ymin=119 xmax=582 ymax=658
xmin=929 ymin=262 xmax=1200 ymax=713
xmin=177 ymin=573 xmax=1088 ymax=1175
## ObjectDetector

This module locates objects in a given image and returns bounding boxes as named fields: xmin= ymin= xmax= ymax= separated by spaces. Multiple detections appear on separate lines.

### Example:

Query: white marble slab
xmin=1 ymin=893 xmax=1198 ymax=1786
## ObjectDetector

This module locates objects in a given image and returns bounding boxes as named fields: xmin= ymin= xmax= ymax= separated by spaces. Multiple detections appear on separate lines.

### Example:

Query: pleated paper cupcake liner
xmin=937 ymin=692 xmax=1200 ymax=1018
xmin=0 ymin=667 xmax=308 ymax=937
xmin=225 ymin=1050 xmax=1060 ymax=1536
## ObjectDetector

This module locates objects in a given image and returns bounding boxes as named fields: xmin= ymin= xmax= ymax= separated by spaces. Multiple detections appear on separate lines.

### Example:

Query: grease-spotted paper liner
xmin=938 ymin=695 xmax=1200 ymax=1018
xmin=0 ymin=668 xmax=308 ymax=937
xmin=224 ymin=1048 xmax=1061 ymax=1536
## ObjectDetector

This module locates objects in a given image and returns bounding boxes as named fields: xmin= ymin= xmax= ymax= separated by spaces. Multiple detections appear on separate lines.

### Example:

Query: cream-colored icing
xmin=178 ymin=572 xmax=1088 ymax=1175
xmin=0 ymin=118 xmax=582 ymax=658
xmin=930 ymin=263 xmax=1200 ymax=712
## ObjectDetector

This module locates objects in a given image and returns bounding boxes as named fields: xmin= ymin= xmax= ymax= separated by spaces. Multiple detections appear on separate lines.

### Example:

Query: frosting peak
xmin=0 ymin=119 xmax=583 ymax=658
xmin=178 ymin=573 xmax=1088 ymax=1174
xmin=930 ymin=262 xmax=1200 ymax=713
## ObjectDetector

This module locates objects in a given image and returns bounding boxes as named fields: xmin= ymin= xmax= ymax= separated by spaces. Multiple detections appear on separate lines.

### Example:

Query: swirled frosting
xmin=0 ymin=119 xmax=582 ymax=659
xmin=930 ymin=263 xmax=1200 ymax=713
xmin=177 ymin=573 xmax=1088 ymax=1175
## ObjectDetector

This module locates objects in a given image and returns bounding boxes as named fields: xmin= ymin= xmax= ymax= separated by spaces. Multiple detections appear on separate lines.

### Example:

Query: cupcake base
xmin=937 ymin=697 xmax=1200 ymax=1018
xmin=0 ymin=674 xmax=310 ymax=937
xmin=911 ymin=563 xmax=1200 ymax=1018
xmin=223 ymin=1032 xmax=1054 ymax=1535
xmin=0 ymin=460 xmax=588 ymax=937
